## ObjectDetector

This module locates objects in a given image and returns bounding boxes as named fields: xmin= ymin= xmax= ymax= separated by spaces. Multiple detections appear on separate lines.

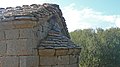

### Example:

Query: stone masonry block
xmin=0 ymin=30 xmax=5 ymax=40
xmin=0 ymin=57 xmax=2 ymax=67
xmin=1 ymin=56 xmax=19 ymax=67
xmin=73 ymin=48 xmax=81 ymax=55
xmin=67 ymin=48 xmax=74 ymax=55
xmin=19 ymin=28 xmax=34 ymax=39
xmin=33 ymin=26 xmax=47 ymax=41
xmin=0 ymin=41 xmax=6 ymax=56
xmin=40 ymin=56 xmax=57 ymax=65
xmin=0 ymin=22 xmax=15 ymax=30
xmin=5 ymin=29 xmax=19 ymax=39
xmin=65 ymin=64 xmax=79 ymax=67
xmin=55 ymin=49 xmax=68 ymax=56
xmin=20 ymin=56 xmax=39 ymax=67
xmin=39 ymin=49 xmax=55 ymax=56
xmin=69 ymin=55 xmax=79 ymax=64
xmin=6 ymin=39 xmax=36 ymax=55
xmin=58 ymin=55 xmax=69 ymax=65
xmin=13 ymin=21 xmax=37 ymax=29
xmin=40 ymin=65 xmax=52 ymax=67
xmin=52 ymin=65 xmax=65 ymax=67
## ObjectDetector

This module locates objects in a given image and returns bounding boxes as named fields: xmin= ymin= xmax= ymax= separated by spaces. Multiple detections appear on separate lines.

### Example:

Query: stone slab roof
xmin=0 ymin=3 xmax=81 ymax=49
xmin=38 ymin=30 xmax=80 ymax=49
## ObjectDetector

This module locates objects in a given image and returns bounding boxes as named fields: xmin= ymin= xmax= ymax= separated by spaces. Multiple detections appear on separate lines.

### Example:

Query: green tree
xmin=70 ymin=28 xmax=120 ymax=67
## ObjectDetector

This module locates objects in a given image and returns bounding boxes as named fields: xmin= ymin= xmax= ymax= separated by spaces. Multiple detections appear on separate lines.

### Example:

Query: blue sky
xmin=0 ymin=0 xmax=120 ymax=32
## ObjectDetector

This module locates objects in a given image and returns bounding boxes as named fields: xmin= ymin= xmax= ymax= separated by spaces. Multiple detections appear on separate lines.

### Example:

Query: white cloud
xmin=62 ymin=4 xmax=92 ymax=31
xmin=115 ymin=16 xmax=120 ymax=27
xmin=62 ymin=3 xmax=120 ymax=32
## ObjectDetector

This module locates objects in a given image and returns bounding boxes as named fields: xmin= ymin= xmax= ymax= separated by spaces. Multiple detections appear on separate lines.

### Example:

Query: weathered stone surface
xmin=5 ymin=29 xmax=19 ymax=39
xmin=1 ymin=56 xmax=19 ymax=67
xmin=20 ymin=56 xmax=39 ymax=67
xmin=52 ymin=65 xmax=65 ymax=67
xmin=39 ymin=49 xmax=55 ymax=56
xmin=73 ymin=48 xmax=81 ymax=55
xmin=55 ymin=49 xmax=68 ymax=56
xmin=58 ymin=55 xmax=69 ymax=64
xmin=0 ymin=22 xmax=14 ymax=30
xmin=0 ymin=57 xmax=2 ymax=67
xmin=69 ymin=55 xmax=79 ymax=64
xmin=6 ymin=39 xmax=35 ymax=55
xmin=40 ymin=56 xmax=57 ymax=65
xmin=19 ymin=28 xmax=34 ymax=39
xmin=13 ymin=20 xmax=37 ymax=29
xmin=0 ymin=31 xmax=5 ymax=40
xmin=67 ymin=48 xmax=74 ymax=55
xmin=65 ymin=64 xmax=79 ymax=67
xmin=0 ymin=41 xmax=6 ymax=56
xmin=40 ymin=65 xmax=52 ymax=67
xmin=0 ymin=20 xmax=37 ymax=30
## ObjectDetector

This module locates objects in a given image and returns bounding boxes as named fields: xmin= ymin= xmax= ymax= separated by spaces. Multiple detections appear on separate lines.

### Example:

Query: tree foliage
xmin=70 ymin=28 xmax=120 ymax=67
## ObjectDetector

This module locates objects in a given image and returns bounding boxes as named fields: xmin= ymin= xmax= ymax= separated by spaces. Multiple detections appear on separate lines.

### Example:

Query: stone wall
xmin=0 ymin=3 xmax=81 ymax=67
xmin=0 ymin=19 xmax=39 ymax=67
xmin=38 ymin=48 xmax=80 ymax=67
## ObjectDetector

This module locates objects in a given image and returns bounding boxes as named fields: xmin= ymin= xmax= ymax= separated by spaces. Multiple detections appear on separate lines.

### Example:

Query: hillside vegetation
xmin=70 ymin=28 xmax=120 ymax=67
